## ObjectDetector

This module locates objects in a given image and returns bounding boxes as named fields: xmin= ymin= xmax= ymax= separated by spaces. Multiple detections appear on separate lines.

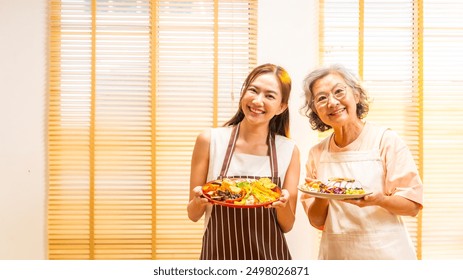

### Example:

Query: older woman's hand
xmin=305 ymin=177 xmax=318 ymax=184
xmin=342 ymin=191 xmax=386 ymax=207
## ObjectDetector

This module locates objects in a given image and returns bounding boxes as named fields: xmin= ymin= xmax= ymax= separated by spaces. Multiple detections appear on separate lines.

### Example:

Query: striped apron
xmin=200 ymin=124 xmax=291 ymax=260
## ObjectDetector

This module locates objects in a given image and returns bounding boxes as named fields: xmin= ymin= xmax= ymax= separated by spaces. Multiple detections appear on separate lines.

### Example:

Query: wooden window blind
xmin=48 ymin=0 xmax=257 ymax=260
xmin=319 ymin=0 xmax=463 ymax=259
xmin=421 ymin=0 xmax=463 ymax=259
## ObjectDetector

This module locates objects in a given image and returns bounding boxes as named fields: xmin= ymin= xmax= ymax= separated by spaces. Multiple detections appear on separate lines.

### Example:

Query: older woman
xmin=300 ymin=64 xmax=423 ymax=259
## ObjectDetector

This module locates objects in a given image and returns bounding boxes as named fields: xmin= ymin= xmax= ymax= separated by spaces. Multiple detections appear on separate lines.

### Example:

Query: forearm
xmin=275 ymin=204 xmax=296 ymax=233
xmin=275 ymin=146 xmax=300 ymax=233
xmin=307 ymin=198 xmax=329 ymax=229
xmin=187 ymin=198 xmax=207 ymax=222
xmin=188 ymin=130 xmax=211 ymax=222
xmin=377 ymin=195 xmax=421 ymax=217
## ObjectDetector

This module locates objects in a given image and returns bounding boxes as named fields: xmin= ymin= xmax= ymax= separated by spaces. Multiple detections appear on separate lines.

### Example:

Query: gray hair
xmin=300 ymin=64 xmax=370 ymax=132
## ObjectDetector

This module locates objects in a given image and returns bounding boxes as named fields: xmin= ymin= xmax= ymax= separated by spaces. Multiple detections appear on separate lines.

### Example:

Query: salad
xmin=202 ymin=177 xmax=281 ymax=206
xmin=303 ymin=177 xmax=366 ymax=195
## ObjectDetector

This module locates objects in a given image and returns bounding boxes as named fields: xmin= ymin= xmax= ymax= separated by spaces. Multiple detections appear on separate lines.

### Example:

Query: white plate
xmin=298 ymin=186 xmax=372 ymax=200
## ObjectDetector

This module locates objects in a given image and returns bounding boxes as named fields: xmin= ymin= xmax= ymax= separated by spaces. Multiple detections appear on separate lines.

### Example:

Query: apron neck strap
xmin=219 ymin=123 xmax=278 ymax=179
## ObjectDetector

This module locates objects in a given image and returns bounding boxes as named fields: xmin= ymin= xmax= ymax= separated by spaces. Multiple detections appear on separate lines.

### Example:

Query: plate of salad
xmin=202 ymin=177 xmax=281 ymax=208
xmin=298 ymin=177 xmax=371 ymax=200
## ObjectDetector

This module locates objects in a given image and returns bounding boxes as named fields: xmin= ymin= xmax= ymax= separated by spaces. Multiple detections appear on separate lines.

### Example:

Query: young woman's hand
xmin=191 ymin=185 xmax=209 ymax=206
xmin=270 ymin=188 xmax=289 ymax=208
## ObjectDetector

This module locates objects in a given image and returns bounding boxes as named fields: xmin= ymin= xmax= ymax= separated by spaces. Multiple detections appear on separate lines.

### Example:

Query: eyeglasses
xmin=312 ymin=84 xmax=348 ymax=108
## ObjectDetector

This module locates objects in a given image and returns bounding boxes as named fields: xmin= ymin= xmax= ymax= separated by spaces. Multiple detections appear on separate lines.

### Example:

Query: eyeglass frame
xmin=311 ymin=83 xmax=348 ymax=108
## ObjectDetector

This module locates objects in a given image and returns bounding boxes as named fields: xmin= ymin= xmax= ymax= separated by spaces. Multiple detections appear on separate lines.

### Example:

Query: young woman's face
xmin=241 ymin=73 xmax=287 ymax=126
xmin=311 ymin=73 xmax=359 ymax=129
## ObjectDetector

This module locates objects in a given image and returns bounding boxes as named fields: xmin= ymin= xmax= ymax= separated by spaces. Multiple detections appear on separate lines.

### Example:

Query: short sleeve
xmin=381 ymin=130 xmax=423 ymax=208
xmin=305 ymin=138 xmax=327 ymax=180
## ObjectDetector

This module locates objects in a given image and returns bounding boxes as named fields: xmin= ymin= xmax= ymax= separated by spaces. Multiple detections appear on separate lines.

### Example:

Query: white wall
xmin=258 ymin=0 xmax=319 ymax=260
xmin=0 ymin=0 xmax=319 ymax=260
xmin=0 ymin=0 xmax=48 ymax=259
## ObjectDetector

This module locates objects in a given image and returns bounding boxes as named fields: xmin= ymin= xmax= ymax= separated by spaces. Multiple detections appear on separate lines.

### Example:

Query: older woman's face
xmin=311 ymin=73 xmax=359 ymax=129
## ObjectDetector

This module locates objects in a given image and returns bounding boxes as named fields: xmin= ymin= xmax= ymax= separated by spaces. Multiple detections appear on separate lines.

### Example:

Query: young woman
xmin=187 ymin=63 xmax=300 ymax=260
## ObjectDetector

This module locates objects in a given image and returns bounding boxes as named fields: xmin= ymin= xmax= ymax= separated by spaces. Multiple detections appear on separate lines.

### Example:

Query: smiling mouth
xmin=329 ymin=108 xmax=345 ymax=116
xmin=249 ymin=106 xmax=265 ymax=114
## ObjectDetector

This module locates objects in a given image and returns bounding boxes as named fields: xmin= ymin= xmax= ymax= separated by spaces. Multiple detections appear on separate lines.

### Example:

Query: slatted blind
xmin=48 ymin=0 xmax=257 ymax=260
xmin=319 ymin=0 xmax=463 ymax=259
xmin=421 ymin=0 xmax=463 ymax=259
